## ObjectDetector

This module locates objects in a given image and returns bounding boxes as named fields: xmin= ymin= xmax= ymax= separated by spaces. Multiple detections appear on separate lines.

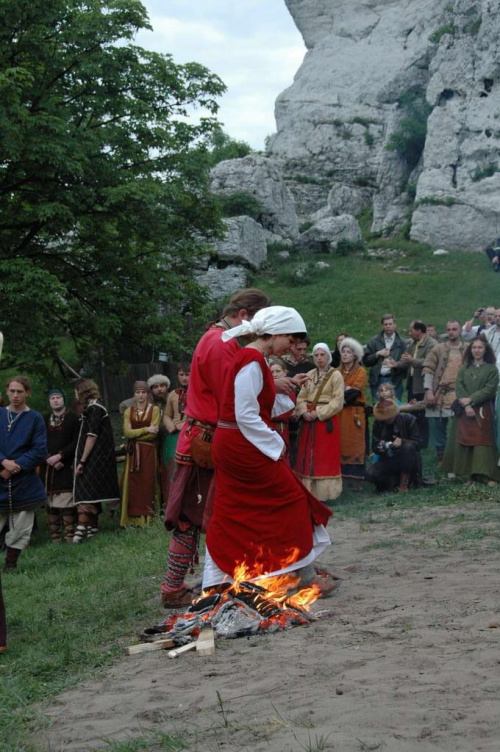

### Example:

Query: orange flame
xmin=227 ymin=547 xmax=320 ymax=612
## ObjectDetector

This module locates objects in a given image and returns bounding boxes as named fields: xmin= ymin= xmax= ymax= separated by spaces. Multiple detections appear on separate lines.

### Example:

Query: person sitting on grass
xmin=365 ymin=397 xmax=421 ymax=493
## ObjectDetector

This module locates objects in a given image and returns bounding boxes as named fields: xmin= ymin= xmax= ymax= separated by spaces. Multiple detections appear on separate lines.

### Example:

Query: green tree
xmin=207 ymin=125 xmax=253 ymax=166
xmin=0 ymin=0 xmax=226 ymax=373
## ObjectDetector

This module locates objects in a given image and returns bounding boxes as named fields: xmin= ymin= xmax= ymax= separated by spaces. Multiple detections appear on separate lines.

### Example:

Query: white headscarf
xmin=313 ymin=342 xmax=332 ymax=366
xmin=221 ymin=305 xmax=307 ymax=341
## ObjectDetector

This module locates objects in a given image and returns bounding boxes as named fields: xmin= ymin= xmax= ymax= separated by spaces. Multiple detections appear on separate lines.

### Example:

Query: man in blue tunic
xmin=0 ymin=376 xmax=47 ymax=572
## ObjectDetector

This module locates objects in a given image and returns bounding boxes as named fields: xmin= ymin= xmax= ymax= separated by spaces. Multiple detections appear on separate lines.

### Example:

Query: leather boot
xmin=398 ymin=472 xmax=410 ymax=493
xmin=47 ymin=509 xmax=62 ymax=542
xmin=63 ymin=510 xmax=77 ymax=543
xmin=3 ymin=547 xmax=21 ymax=573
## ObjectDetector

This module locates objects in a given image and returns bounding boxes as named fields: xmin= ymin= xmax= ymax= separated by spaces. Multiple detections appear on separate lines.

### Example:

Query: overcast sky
xmin=138 ymin=1 xmax=305 ymax=149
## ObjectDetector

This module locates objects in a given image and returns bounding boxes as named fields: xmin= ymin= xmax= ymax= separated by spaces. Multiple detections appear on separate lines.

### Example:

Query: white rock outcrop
xmin=262 ymin=0 xmax=500 ymax=250
xmin=213 ymin=216 xmax=267 ymax=270
xmin=297 ymin=215 xmax=362 ymax=253
xmin=210 ymin=156 xmax=299 ymax=240
xmin=195 ymin=265 xmax=248 ymax=300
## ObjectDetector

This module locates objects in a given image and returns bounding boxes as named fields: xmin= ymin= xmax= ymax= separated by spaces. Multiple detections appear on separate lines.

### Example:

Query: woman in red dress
xmin=203 ymin=306 xmax=334 ymax=593
xmin=295 ymin=343 xmax=344 ymax=501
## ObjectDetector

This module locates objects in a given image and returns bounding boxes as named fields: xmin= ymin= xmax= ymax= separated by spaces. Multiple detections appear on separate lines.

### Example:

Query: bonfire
xmin=139 ymin=551 xmax=336 ymax=653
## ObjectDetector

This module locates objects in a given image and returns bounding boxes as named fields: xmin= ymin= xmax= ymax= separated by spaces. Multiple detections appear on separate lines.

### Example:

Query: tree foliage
xmin=206 ymin=126 xmax=253 ymax=166
xmin=0 ymin=0 xmax=226 ymax=373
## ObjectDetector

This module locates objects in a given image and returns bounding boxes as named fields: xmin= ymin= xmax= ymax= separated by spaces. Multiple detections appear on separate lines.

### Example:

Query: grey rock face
xmin=327 ymin=184 xmax=373 ymax=218
xmin=213 ymin=217 xmax=267 ymax=270
xmin=297 ymin=215 xmax=362 ymax=253
xmin=265 ymin=0 xmax=500 ymax=250
xmin=210 ymin=156 xmax=299 ymax=240
xmin=195 ymin=265 xmax=248 ymax=300
xmin=410 ymin=0 xmax=500 ymax=250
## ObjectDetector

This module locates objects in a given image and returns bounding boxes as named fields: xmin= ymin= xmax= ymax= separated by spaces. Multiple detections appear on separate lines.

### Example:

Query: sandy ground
xmin=38 ymin=503 xmax=500 ymax=752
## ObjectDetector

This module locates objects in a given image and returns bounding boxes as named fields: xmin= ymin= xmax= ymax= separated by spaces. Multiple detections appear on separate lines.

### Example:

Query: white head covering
xmin=312 ymin=342 xmax=332 ymax=366
xmin=221 ymin=305 xmax=307 ymax=341
xmin=339 ymin=336 xmax=364 ymax=363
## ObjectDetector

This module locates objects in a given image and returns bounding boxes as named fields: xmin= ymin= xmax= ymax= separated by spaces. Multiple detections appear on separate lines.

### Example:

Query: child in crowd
xmin=163 ymin=363 xmax=190 ymax=483
xmin=269 ymin=357 xmax=295 ymax=462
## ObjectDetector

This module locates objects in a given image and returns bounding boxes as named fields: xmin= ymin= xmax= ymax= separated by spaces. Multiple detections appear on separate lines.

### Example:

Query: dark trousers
xmin=366 ymin=443 xmax=420 ymax=491
xmin=485 ymin=246 xmax=500 ymax=271
xmin=408 ymin=385 xmax=429 ymax=449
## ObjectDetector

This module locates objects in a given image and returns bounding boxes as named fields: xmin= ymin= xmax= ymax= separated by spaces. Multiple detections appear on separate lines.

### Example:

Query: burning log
xmin=135 ymin=558 xmax=334 ymax=655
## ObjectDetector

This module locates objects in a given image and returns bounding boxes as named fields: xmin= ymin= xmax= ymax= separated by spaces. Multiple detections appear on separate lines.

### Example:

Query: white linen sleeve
xmin=272 ymin=393 xmax=295 ymax=417
xmin=234 ymin=362 xmax=285 ymax=461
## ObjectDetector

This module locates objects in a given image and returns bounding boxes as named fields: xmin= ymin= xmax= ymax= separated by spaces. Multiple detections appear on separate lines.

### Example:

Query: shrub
xmin=207 ymin=127 xmax=253 ymax=166
xmin=299 ymin=221 xmax=314 ymax=233
xmin=333 ymin=119 xmax=343 ymax=127
xmin=287 ymin=174 xmax=328 ymax=186
xmin=351 ymin=116 xmax=378 ymax=127
xmin=386 ymin=91 xmax=432 ymax=170
xmin=336 ymin=238 xmax=365 ymax=256
xmin=464 ymin=17 xmax=482 ymax=36
xmin=429 ymin=23 xmax=456 ymax=44
xmin=364 ymin=131 xmax=375 ymax=147
xmin=471 ymin=163 xmax=499 ymax=182
xmin=406 ymin=183 xmax=417 ymax=203
xmin=417 ymin=196 xmax=457 ymax=207
xmin=217 ymin=192 xmax=262 ymax=220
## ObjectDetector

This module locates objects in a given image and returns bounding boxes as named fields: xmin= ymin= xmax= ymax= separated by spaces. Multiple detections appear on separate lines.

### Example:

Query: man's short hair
xmin=381 ymin=313 xmax=395 ymax=323
xmin=412 ymin=320 xmax=427 ymax=334
xmin=446 ymin=319 xmax=461 ymax=327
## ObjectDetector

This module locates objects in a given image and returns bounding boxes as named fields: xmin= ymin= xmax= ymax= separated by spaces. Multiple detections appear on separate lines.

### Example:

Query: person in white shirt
xmin=461 ymin=306 xmax=495 ymax=341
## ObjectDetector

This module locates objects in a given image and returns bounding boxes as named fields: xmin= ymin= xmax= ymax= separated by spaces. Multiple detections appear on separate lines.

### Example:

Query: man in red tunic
xmin=160 ymin=289 xmax=271 ymax=607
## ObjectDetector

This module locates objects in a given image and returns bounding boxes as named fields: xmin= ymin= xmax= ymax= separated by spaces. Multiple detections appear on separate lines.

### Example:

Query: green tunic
xmin=443 ymin=362 xmax=500 ymax=480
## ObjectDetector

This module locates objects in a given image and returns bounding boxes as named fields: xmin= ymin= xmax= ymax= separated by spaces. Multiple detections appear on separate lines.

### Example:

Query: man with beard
xmin=423 ymin=320 xmax=465 ymax=464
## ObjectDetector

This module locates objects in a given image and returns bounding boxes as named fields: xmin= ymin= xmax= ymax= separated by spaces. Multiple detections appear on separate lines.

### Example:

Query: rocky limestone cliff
xmin=265 ymin=0 xmax=500 ymax=250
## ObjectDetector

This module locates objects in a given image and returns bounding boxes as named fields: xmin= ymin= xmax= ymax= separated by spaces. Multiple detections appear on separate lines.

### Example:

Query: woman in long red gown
xmin=203 ymin=306 xmax=334 ymax=592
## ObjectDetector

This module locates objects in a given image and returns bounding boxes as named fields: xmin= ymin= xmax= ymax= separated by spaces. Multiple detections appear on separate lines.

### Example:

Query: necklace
xmin=7 ymin=408 xmax=26 ymax=432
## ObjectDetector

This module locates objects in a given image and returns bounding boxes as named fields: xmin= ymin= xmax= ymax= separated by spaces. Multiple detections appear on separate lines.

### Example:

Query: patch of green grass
xmin=252 ymin=243 xmax=500 ymax=344
xmin=1 ymin=514 xmax=171 ymax=750
xmin=417 ymin=196 xmax=457 ymax=207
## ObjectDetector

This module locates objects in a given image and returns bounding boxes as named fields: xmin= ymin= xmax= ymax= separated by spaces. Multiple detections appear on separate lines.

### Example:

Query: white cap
xmin=312 ymin=342 xmax=332 ymax=366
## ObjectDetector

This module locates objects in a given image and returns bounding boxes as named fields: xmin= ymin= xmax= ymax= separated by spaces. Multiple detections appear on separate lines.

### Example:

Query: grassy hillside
xmin=249 ymin=236 xmax=497 ymax=345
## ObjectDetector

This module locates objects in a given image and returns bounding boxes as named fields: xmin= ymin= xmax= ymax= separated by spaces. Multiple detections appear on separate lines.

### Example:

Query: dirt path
xmin=38 ymin=503 xmax=500 ymax=752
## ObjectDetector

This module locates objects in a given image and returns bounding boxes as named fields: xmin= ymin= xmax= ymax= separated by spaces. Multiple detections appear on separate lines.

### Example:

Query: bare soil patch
xmin=38 ymin=502 xmax=500 ymax=752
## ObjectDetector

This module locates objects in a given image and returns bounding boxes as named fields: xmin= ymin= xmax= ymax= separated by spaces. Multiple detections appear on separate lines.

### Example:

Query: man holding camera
xmin=461 ymin=306 xmax=495 ymax=341
xmin=365 ymin=398 xmax=421 ymax=492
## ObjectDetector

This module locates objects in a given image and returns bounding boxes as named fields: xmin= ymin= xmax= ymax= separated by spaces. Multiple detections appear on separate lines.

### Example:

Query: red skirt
xmin=206 ymin=427 xmax=332 ymax=578
xmin=295 ymin=417 xmax=341 ymax=479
